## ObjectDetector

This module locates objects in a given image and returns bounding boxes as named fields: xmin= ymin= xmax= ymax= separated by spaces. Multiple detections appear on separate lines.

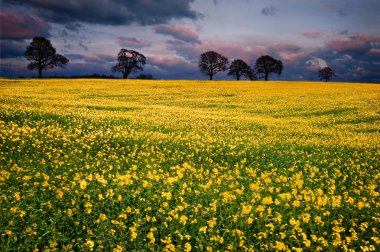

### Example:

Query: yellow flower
xmin=79 ymin=180 xmax=87 ymax=190
xmin=292 ymin=200 xmax=300 ymax=207
xmin=180 ymin=215 xmax=188 ymax=225
xmin=289 ymin=218 xmax=300 ymax=228
xmin=241 ymin=204 xmax=252 ymax=215
xmin=119 ymin=213 xmax=127 ymax=219
xmin=184 ymin=242 xmax=192 ymax=252
xmin=207 ymin=218 xmax=217 ymax=228
xmin=113 ymin=245 xmax=123 ymax=252
xmin=14 ymin=192 xmax=20 ymax=201
xmin=265 ymin=223 xmax=275 ymax=231
xmin=129 ymin=226 xmax=138 ymax=241
xmin=347 ymin=197 xmax=354 ymax=204
xmin=333 ymin=233 xmax=342 ymax=246
xmin=273 ymin=241 xmax=287 ymax=250
xmin=301 ymin=213 xmax=311 ymax=223
xmin=19 ymin=210 xmax=26 ymax=218
xmin=147 ymin=231 xmax=155 ymax=243
xmin=57 ymin=190 xmax=64 ymax=199
xmin=98 ymin=213 xmax=107 ymax=221
xmin=86 ymin=240 xmax=94 ymax=250
xmin=357 ymin=201 xmax=365 ymax=209
xmin=303 ymin=239 xmax=311 ymax=247
xmin=199 ymin=226 xmax=207 ymax=234
xmin=262 ymin=197 xmax=273 ymax=205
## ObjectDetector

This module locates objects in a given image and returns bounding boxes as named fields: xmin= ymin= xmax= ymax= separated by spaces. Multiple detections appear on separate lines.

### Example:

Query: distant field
xmin=0 ymin=79 xmax=379 ymax=251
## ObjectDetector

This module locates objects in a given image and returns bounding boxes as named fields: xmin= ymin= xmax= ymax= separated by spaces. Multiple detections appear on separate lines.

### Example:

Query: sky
xmin=1 ymin=0 xmax=380 ymax=82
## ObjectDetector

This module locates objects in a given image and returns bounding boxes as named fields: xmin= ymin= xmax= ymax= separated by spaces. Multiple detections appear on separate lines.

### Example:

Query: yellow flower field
xmin=0 ymin=79 xmax=379 ymax=251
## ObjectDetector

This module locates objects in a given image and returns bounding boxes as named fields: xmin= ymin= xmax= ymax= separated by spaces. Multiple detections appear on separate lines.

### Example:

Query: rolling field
xmin=0 ymin=79 xmax=379 ymax=251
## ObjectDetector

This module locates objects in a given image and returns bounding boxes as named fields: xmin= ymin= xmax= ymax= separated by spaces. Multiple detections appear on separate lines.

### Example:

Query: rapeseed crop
xmin=0 ymin=79 xmax=379 ymax=251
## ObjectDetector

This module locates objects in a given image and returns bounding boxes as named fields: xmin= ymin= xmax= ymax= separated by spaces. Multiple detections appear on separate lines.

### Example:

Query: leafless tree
xmin=319 ymin=67 xmax=336 ymax=82
xmin=198 ymin=51 xmax=228 ymax=80
xmin=255 ymin=55 xmax=283 ymax=81
xmin=25 ymin=37 xmax=69 ymax=78
xmin=228 ymin=59 xmax=256 ymax=80
xmin=112 ymin=49 xmax=146 ymax=79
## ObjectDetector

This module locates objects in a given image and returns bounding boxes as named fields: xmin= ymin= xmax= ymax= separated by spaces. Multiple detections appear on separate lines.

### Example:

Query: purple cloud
xmin=302 ymin=31 xmax=330 ymax=39
xmin=116 ymin=37 xmax=152 ymax=48
xmin=153 ymin=24 xmax=200 ymax=43
xmin=0 ymin=11 xmax=51 ymax=40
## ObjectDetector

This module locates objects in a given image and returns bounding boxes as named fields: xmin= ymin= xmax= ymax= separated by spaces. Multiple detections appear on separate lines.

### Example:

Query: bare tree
xmin=255 ymin=55 xmax=283 ymax=81
xmin=228 ymin=59 xmax=256 ymax=80
xmin=25 ymin=37 xmax=69 ymax=78
xmin=198 ymin=51 xmax=228 ymax=80
xmin=319 ymin=67 xmax=336 ymax=82
xmin=112 ymin=49 xmax=146 ymax=79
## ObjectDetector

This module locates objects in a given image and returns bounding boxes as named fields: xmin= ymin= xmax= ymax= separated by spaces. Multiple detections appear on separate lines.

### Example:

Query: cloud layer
xmin=153 ymin=24 xmax=200 ymax=43
xmin=2 ymin=0 xmax=199 ymax=25
xmin=0 ymin=11 xmax=50 ymax=40
xmin=0 ymin=0 xmax=379 ymax=82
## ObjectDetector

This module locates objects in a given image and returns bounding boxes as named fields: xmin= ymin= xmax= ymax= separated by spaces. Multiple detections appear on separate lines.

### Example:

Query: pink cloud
xmin=0 ymin=11 xmax=50 ymax=40
xmin=302 ymin=31 xmax=329 ymax=39
xmin=354 ymin=34 xmax=380 ymax=42
xmin=326 ymin=38 xmax=366 ymax=53
xmin=148 ymin=54 xmax=193 ymax=67
xmin=280 ymin=52 xmax=308 ymax=63
xmin=325 ymin=34 xmax=380 ymax=54
xmin=116 ymin=37 xmax=151 ymax=48
xmin=153 ymin=24 xmax=200 ymax=43
xmin=370 ymin=48 xmax=380 ymax=54
xmin=167 ymin=39 xmax=312 ymax=65
xmin=271 ymin=43 xmax=301 ymax=53
xmin=167 ymin=39 xmax=267 ymax=64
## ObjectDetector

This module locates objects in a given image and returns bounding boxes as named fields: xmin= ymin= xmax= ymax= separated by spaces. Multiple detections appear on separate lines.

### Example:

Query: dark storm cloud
xmin=0 ymin=11 xmax=51 ymax=40
xmin=277 ymin=34 xmax=380 ymax=83
xmin=261 ymin=6 xmax=278 ymax=16
xmin=325 ymin=34 xmax=380 ymax=56
xmin=2 ymin=0 xmax=200 ymax=26
xmin=324 ymin=35 xmax=380 ymax=82
xmin=0 ymin=40 xmax=27 ymax=58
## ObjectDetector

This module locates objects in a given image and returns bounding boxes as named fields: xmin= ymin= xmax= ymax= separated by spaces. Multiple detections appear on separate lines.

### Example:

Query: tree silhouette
xmin=198 ymin=51 xmax=228 ymax=80
xmin=255 ymin=55 xmax=283 ymax=81
xmin=25 ymin=37 xmax=69 ymax=78
xmin=228 ymin=59 xmax=256 ymax=80
xmin=319 ymin=67 xmax=336 ymax=82
xmin=112 ymin=49 xmax=146 ymax=79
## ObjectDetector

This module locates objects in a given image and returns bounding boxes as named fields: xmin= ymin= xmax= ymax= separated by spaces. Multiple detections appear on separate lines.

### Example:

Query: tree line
xmin=24 ymin=37 xmax=336 ymax=82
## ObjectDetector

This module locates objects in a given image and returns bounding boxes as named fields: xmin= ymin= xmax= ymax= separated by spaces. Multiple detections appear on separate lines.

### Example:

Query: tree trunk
xmin=38 ymin=68 xmax=42 ymax=78
xmin=237 ymin=75 xmax=240 ymax=81
xmin=209 ymin=74 xmax=213 ymax=80
xmin=123 ymin=72 xmax=129 ymax=79
xmin=265 ymin=74 xmax=269 ymax=81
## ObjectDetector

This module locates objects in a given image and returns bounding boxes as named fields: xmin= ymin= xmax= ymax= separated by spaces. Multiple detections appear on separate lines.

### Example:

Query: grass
xmin=0 ymin=79 xmax=379 ymax=251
